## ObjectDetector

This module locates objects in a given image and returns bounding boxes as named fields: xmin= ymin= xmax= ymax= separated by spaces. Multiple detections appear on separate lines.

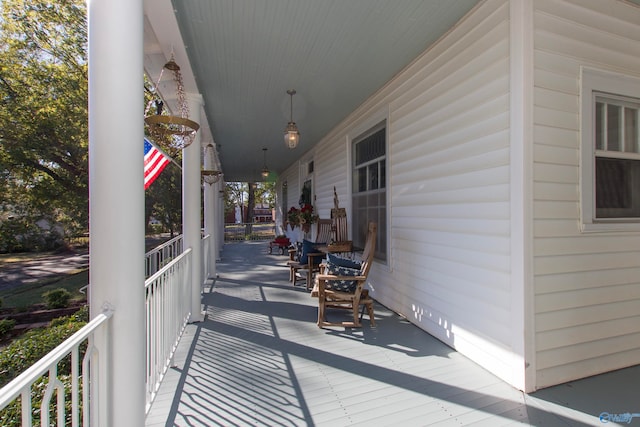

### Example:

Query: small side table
xmin=269 ymin=238 xmax=291 ymax=255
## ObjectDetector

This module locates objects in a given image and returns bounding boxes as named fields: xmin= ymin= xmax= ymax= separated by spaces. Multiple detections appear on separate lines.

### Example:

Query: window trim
xmin=580 ymin=67 xmax=640 ymax=232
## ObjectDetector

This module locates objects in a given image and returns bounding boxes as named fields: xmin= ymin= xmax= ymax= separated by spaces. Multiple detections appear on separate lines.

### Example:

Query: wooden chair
xmin=287 ymin=218 xmax=332 ymax=289
xmin=313 ymin=221 xmax=377 ymax=327
xmin=330 ymin=187 xmax=352 ymax=253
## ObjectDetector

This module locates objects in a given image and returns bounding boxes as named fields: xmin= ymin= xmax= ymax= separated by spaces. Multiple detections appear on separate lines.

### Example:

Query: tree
xmin=246 ymin=182 xmax=256 ymax=234
xmin=224 ymin=181 xmax=275 ymax=225
xmin=225 ymin=182 xmax=246 ymax=222
xmin=254 ymin=181 xmax=275 ymax=207
xmin=0 ymin=0 xmax=89 ymax=246
xmin=145 ymin=161 xmax=182 ymax=237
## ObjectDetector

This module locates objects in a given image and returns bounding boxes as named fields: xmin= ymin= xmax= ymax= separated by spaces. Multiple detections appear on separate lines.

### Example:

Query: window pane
xmin=357 ymin=167 xmax=367 ymax=192
xmin=380 ymin=160 xmax=386 ymax=188
xmin=355 ymin=128 xmax=385 ymax=165
xmin=596 ymin=157 xmax=629 ymax=209
xmin=368 ymin=163 xmax=378 ymax=190
xmin=624 ymin=107 xmax=638 ymax=153
xmin=607 ymin=104 xmax=621 ymax=151
xmin=595 ymin=157 xmax=640 ymax=218
xmin=596 ymin=101 xmax=605 ymax=150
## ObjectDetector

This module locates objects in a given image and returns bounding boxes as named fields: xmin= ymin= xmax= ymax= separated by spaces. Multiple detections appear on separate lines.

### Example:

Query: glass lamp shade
xmin=284 ymin=122 xmax=299 ymax=149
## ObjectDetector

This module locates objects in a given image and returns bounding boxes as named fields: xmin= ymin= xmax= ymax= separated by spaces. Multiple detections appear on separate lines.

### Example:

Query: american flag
xmin=144 ymin=138 xmax=171 ymax=190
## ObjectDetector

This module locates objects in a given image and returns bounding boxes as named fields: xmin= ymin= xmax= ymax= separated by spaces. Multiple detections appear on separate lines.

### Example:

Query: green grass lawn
xmin=0 ymin=269 xmax=88 ymax=310
xmin=0 ymin=234 xmax=173 ymax=309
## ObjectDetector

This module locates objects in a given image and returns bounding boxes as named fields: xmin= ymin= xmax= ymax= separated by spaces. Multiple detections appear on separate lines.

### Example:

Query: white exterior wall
xmin=385 ymin=0 xmax=516 ymax=387
xmin=280 ymin=0 xmax=640 ymax=392
xmin=281 ymin=0 xmax=527 ymax=389
xmin=532 ymin=0 xmax=640 ymax=388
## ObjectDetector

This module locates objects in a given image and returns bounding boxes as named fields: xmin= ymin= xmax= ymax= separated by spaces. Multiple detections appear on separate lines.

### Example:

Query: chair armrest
xmin=315 ymin=274 xmax=367 ymax=298
xmin=307 ymin=252 xmax=325 ymax=267
xmin=316 ymin=274 xmax=366 ymax=281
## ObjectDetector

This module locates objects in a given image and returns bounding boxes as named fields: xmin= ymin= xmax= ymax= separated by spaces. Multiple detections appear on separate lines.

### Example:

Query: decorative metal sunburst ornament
xmin=145 ymin=55 xmax=199 ymax=154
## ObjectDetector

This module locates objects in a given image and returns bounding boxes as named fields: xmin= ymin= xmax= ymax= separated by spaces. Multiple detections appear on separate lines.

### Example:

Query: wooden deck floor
xmin=146 ymin=241 xmax=640 ymax=426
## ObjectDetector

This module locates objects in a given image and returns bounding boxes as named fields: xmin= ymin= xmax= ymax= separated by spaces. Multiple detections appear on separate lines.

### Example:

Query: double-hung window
xmin=581 ymin=68 xmax=640 ymax=231
xmin=352 ymin=120 xmax=386 ymax=261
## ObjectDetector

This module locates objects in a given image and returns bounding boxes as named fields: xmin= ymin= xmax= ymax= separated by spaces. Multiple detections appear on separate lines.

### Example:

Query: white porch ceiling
xmin=143 ymin=0 xmax=483 ymax=182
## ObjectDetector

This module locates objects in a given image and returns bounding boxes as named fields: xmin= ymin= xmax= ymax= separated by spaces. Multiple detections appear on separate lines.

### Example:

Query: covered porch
xmin=145 ymin=241 xmax=639 ymax=426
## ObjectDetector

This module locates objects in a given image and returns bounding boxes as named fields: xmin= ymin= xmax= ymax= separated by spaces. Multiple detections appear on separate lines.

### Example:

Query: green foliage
xmin=0 ymin=307 xmax=87 ymax=388
xmin=0 ymin=319 xmax=15 ymax=340
xmin=0 ymin=0 xmax=89 ymax=250
xmin=145 ymin=162 xmax=182 ymax=236
xmin=0 ymin=307 xmax=88 ymax=425
xmin=224 ymin=182 xmax=276 ymax=222
xmin=50 ymin=304 xmax=88 ymax=326
xmin=42 ymin=288 xmax=71 ymax=309
xmin=0 ymin=216 xmax=64 ymax=253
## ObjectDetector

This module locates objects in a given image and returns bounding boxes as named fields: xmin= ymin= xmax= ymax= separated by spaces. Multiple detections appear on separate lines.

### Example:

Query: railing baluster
xmin=145 ymin=235 xmax=184 ymax=278
xmin=144 ymin=247 xmax=192 ymax=412
xmin=21 ymin=388 xmax=31 ymax=426
xmin=71 ymin=347 xmax=79 ymax=427
xmin=82 ymin=341 xmax=96 ymax=427
xmin=0 ymin=235 xmax=195 ymax=424
xmin=0 ymin=310 xmax=112 ymax=426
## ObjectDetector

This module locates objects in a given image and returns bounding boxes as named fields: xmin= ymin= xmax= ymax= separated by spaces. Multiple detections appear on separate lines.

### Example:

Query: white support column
xmin=218 ymin=179 xmax=225 ymax=259
xmin=88 ymin=0 xmax=145 ymax=425
xmin=203 ymin=142 xmax=216 ymax=279
xmin=184 ymin=94 xmax=205 ymax=322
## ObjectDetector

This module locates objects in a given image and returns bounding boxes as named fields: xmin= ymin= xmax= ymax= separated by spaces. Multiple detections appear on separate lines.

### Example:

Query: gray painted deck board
xmin=146 ymin=241 xmax=640 ymax=426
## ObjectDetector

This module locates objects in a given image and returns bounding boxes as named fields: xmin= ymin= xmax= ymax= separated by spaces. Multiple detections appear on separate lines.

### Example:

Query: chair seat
xmin=288 ymin=252 xmax=324 ymax=289
xmin=313 ymin=221 xmax=377 ymax=328
xmin=286 ymin=219 xmax=332 ymax=289
xmin=311 ymin=282 xmax=375 ymax=326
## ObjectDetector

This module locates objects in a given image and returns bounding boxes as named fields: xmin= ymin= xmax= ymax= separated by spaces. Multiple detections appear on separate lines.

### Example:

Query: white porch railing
xmin=0 ymin=237 xmax=198 ymax=424
xmin=0 ymin=306 xmax=113 ymax=426
xmin=145 ymin=247 xmax=192 ymax=412
xmin=145 ymin=235 xmax=184 ymax=278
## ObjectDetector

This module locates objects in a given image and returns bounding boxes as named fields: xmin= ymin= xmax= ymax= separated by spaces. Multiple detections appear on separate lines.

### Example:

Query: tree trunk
xmin=245 ymin=182 xmax=256 ymax=236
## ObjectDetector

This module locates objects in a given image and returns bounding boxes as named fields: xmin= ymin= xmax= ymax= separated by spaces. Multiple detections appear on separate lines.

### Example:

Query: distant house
xmin=253 ymin=203 xmax=274 ymax=223
xmin=275 ymin=0 xmax=640 ymax=392
xmin=224 ymin=204 xmax=274 ymax=224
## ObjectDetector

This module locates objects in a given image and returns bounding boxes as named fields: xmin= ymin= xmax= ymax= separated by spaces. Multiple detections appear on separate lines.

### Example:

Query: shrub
xmin=0 ymin=319 xmax=15 ymax=340
xmin=42 ymin=288 xmax=71 ymax=309
xmin=0 ymin=307 xmax=88 ymax=387
xmin=0 ymin=308 xmax=88 ymax=425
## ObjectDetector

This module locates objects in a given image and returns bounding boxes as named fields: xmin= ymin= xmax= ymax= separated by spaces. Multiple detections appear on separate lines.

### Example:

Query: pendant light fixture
xmin=261 ymin=147 xmax=269 ymax=179
xmin=284 ymin=89 xmax=300 ymax=149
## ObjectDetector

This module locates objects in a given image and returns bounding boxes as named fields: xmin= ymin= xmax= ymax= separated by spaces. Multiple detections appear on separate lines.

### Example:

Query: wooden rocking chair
xmin=287 ymin=218 xmax=332 ymax=289
xmin=314 ymin=221 xmax=377 ymax=327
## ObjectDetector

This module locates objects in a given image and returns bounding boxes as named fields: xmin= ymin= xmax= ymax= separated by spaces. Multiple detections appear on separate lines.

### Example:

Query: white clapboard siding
xmin=279 ymin=167 xmax=300 ymax=217
xmin=533 ymin=0 xmax=640 ymax=388
xmin=303 ymin=0 xmax=518 ymax=387
xmin=314 ymin=135 xmax=350 ymax=219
